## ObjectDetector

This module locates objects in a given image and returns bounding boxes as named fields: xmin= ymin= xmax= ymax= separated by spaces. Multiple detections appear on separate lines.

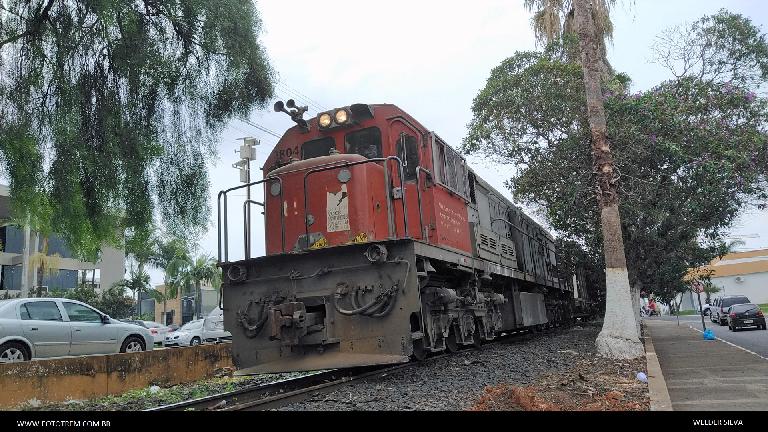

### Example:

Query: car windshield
xmin=180 ymin=320 xmax=203 ymax=330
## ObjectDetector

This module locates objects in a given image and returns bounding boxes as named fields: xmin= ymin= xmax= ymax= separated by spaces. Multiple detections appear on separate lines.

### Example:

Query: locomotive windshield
xmin=345 ymin=127 xmax=382 ymax=159
xmin=302 ymin=137 xmax=336 ymax=159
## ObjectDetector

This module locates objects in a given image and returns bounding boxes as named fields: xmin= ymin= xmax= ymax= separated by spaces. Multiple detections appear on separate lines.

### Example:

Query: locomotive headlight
xmin=318 ymin=113 xmax=332 ymax=128
xmin=334 ymin=109 xmax=349 ymax=125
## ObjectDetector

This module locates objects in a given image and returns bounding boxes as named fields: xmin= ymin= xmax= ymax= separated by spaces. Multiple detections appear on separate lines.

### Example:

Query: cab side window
xmin=345 ymin=127 xmax=382 ymax=159
xmin=396 ymin=133 xmax=419 ymax=181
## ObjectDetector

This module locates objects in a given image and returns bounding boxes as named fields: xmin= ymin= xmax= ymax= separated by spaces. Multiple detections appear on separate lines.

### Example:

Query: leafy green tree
xmin=99 ymin=283 xmax=135 ymax=318
xmin=464 ymin=11 xmax=768 ymax=336
xmin=0 ymin=1 xmax=275 ymax=261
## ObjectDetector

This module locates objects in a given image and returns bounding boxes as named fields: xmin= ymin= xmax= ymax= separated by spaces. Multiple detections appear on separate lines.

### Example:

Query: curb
xmin=643 ymin=325 xmax=673 ymax=411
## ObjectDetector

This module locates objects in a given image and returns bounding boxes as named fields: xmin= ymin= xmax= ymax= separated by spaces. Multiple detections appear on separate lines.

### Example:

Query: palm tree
xmin=115 ymin=266 xmax=151 ymax=317
xmin=524 ymin=0 xmax=642 ymax=358
xmin=523 ymin=0 xmax=616 ymax=76
xmin=148 ymin=238 xmax=191 ymax=325
xmin=186 ymin=254 xmax=221 ymax=319
xmin=574 ymin=0 xmax=642 ymax=358
xmin=28 ymin=235 xmax=62 ymax=294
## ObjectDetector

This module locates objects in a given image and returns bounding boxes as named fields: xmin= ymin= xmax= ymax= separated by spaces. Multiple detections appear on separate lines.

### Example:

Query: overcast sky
xmin=152 ymin=0 xmax=768 ymax=284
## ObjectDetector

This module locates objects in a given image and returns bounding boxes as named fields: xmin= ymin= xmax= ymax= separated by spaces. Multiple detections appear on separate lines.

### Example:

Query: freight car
xmin=218 ymin=102 xmax=586 ymax=374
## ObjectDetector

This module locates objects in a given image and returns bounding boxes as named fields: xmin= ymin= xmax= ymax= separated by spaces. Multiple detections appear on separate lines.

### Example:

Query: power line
xmin=276 ymin=80 xmax=325 ymax=110
xmin=276 ymin=79 xmax=329 ymax=112
xmin=239 ymin=118 xmax=283 ymax=139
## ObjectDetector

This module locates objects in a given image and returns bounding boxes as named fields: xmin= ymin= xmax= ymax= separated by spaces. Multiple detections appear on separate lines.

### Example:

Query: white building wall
xmin=711 ymin=272 xmax=768 ymax=304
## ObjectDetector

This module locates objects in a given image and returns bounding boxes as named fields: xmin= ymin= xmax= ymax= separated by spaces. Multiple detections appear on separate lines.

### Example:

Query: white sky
xmin=149 ymin=0 xmax=768 ymax=284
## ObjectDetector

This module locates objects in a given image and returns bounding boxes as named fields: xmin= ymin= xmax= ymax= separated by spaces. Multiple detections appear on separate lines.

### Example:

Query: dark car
xmin=711 ymin=295 xmax=751 ymax=326
xmin=727 ymin=303 xmax=766 ymax=331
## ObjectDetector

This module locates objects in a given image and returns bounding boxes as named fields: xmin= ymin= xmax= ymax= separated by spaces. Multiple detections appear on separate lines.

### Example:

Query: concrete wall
xmin=710 ymin=272 xmax=768 ymax=304
xmin=0 ymin=344 xmax=232 ymax=409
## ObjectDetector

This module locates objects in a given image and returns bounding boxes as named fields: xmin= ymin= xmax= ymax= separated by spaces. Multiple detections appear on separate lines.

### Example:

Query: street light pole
xmin=234 ymin=137 xmax=259 ymax=257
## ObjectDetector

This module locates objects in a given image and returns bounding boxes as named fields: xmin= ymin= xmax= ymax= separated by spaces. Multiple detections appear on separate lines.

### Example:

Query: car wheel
xmin=120 ymin=336 xmax=146 ymax=353
xmin=190 ymin=337 xmax=201 ymax=347
xmin=0 ymin=342 xmax=29 ymax=363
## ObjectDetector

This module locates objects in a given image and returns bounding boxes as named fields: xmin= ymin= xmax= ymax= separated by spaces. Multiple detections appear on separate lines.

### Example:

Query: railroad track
xmin=150 ymin=327 xmax=551 ymax=411
xmin=149 ymin=359 xmax=440 ymax=411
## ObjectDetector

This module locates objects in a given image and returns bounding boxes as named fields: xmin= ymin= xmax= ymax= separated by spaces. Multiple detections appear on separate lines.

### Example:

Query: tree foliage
xmin=463 ymin=11 xmax=768 ymax=303
xmin=0 ymin=0 xmax=274 ymax=260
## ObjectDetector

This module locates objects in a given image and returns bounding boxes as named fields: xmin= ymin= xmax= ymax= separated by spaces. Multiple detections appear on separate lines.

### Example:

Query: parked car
xmin=701 ymin=303 xmax=711 ymax=316
xmin=0 ymin=298 xmax=154 ymax=363
xmin=164 ymin=309 xmax=231 ymax=347
xmin=727 ymin=303 xmax=767 ymax=331
xmin=120 ymin=320 xmax=171 ymax=345
xmin=711 ymin=295 xmax=751 ymax=326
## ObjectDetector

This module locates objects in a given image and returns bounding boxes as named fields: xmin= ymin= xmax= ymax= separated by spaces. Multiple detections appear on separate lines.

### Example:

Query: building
xmin=704 ymin=248 xmax=768 ymax=304
xmin=0 ymin=184 xmax=125 ymax=297
xmin=153 ymin=284 xmax=219 ymax=326
xmin=680 ymin=248 xmax=768 ymax=310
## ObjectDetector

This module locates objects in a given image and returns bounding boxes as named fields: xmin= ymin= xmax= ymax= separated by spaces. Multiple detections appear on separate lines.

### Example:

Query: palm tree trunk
xmin=574 ymin=0 xmax=642 ymax=359
xmin=20 ymin=224 xmax=30 ymax=297
xmin=195 ymin=280 xmax=202 ymax=319
xmin=30 ymin=231 xmax=39 ymax=289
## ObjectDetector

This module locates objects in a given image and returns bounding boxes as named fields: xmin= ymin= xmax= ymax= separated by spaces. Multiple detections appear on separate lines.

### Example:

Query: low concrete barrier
xmin=0 ymin=344 xmax=233 ymax=409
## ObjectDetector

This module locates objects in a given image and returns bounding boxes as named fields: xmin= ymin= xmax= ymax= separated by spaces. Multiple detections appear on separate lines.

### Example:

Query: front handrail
xmin=243 ymin=200 xmax=264 ymax=259
xmin=302 ymin=156 xmax=409 ymax=247
xmin=217 ymin=176 xmax=284 ymax=263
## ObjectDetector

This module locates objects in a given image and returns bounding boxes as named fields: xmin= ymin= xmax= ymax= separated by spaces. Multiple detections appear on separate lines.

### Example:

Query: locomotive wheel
xmin=445 ymin=327 xmax=459 ymax=353
xmin=411 ymin=338 xmax=427 ymax=362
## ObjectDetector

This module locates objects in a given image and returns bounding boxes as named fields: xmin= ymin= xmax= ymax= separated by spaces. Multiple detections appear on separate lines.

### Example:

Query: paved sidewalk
xmin=646 ymin=319 xmax=768 ymax=410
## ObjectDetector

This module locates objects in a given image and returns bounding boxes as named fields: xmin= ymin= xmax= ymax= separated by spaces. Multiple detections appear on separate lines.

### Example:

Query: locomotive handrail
xmin=217 ymin=176 xmax=284 ymax=263
xmin=301 ymin=156 xmax=409 ymax=247
xmin=415 ymin=167 xmax=433 ymax=241
xmin=243 ymin=200 xmax=264 ymax=260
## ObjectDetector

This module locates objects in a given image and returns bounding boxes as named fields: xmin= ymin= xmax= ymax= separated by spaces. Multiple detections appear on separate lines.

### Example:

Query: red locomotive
xmin=218 ymin=102 xmax=584 ymax=374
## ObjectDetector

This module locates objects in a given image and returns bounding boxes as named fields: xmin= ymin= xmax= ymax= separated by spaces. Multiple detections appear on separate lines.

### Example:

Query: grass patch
xmin=19 ymin=371 xmax=319 ymax=411
xmin=675 ymin=310 xmax=698 ymax=316
xmin=759 ymin=303 xmax=768 ymax=313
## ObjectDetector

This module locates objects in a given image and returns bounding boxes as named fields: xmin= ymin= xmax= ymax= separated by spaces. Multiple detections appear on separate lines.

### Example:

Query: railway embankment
xmin=277 ymin=321 xmax=649 ymax=411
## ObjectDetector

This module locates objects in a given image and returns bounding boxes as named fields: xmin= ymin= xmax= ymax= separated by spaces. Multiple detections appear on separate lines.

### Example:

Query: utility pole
xmin=233 ymin=137 xmax=259 ymax=257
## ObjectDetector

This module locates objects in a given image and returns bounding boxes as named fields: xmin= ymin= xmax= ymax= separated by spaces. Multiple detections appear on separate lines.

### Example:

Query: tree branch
xmin=0 ymin=0 xmax=55 ymax=50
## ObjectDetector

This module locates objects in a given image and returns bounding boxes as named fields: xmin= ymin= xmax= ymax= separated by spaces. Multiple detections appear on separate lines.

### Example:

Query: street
xmin=654 ymin=315 xmax=768 ymax=358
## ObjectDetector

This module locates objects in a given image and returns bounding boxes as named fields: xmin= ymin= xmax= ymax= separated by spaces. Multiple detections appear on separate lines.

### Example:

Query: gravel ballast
xmin=281 ymin=321 xmax=645 ymax=411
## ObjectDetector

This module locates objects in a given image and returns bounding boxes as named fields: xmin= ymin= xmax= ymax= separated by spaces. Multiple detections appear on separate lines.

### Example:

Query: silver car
xmin=0 ymin=298 xmax=154 ymax=363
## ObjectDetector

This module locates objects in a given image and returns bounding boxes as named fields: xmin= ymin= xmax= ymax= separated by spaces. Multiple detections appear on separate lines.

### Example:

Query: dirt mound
xmin=469 ymin=355 xmax=648 ymax=411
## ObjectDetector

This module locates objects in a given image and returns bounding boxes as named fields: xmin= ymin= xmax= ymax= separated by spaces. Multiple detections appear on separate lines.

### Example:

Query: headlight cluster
xmin=317 ymin=108 xmax=352 ymax=129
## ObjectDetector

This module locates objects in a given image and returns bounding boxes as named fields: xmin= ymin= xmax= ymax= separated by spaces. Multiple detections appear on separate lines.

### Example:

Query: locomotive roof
xmin=265 ymin=102 xmax=555 ymax=242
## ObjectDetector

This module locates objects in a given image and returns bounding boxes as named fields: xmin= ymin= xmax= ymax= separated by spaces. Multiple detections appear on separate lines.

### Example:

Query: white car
xmin=0 ymin=298 xmax=154 ymax=363
xmin=122 ymin=320 xmax=172 ymax=344
xmin=164 ymin=311 xmax=231 ymax=347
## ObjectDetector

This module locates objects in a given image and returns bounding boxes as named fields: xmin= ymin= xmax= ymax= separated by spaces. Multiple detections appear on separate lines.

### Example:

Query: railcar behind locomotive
xmin=218 ymin=102 xmax=586 ymax=374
